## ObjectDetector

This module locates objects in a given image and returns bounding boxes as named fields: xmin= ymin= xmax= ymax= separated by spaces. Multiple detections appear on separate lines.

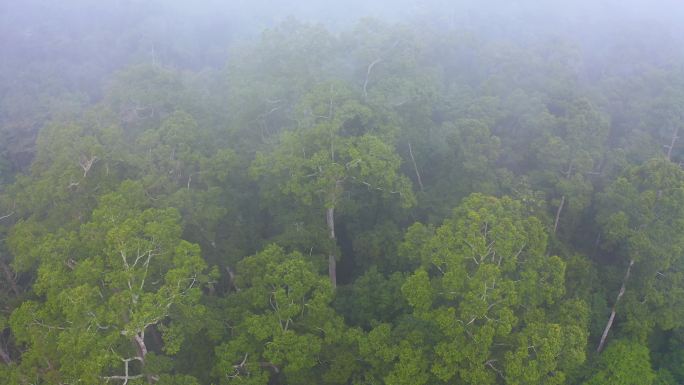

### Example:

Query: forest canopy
xmin=1 ymin=1 xmax=684 ymax=384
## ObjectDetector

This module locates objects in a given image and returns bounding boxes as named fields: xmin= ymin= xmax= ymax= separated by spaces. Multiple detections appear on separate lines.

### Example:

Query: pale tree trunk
xmin=553 ymin=195 xmax=566 ymax=235
xmin=666 ymin=126 xmax=680 ymax=161
xmin=554 ymin=160 xmax=574 ymax=235
xmin=134 ymin=331 xmax=148 ymax=361
xmin=363 ymin=58 xmax=382 ymax=101
xmin=326 ymin=206 xmax=337 ymax=289
xmin=597 ymin=259 xmax=635 ymax=353
xmin=408 ymin=142 xmax=424 ymax=192
xmin=362 ymin=39 xmax=399 ymax=100
xmin=134 ymin=330 xmax=157 ymax=383
xmin=107 ymin=328 xmax=159 ymax=383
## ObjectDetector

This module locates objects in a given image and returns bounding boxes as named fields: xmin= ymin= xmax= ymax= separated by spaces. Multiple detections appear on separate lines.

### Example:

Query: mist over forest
xmin=2 ymin=1 xmax=684 ymax=384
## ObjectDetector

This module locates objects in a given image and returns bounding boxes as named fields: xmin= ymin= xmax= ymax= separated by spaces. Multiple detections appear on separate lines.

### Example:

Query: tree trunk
xmin=134 ymin=331 xmax=158 ymax=383
xmin=597 ymin=259 xmax=635 ymax=353
xmin=0 ymin=258 xmax=20 ymax=296
xmin=134 ymin=332 xmax=148 ymax=362
xmin=666 ymin=126 xmax=680 ymax=161
xmin=363 ymin=58 xmax=382 ymax=101
xmin=326 ymin=207 xmax=337 ymax=288
xmin=408 ymin=142 xmax=424 ymax=191
xmin=553 ymin=195 xmax=565 ymax=234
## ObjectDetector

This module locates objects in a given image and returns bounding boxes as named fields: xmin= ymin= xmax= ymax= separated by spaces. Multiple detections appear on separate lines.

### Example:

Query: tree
xmin=213 ymin=245 xmax=356 ymax=385
xmin=134 ymin=110 xmax=236 ymax=258
xmin=596 ymin=158 xmax=684 ymax=351
xmin=334 ymin=267 xmax=408 ymax=329
xmin=5 ymin=118 xmax=129 ymax=231
xmin=8 ymin=181 xmax=211 ymax=383
xmin=106 ymin=64 xmax=186 ymax=134
xmin=251 ymin=81 xmax=414 ymax=287
xmin=378 ymin=194 xmax=587 ymax=384
xmin=585 ymin=340 xmax=656 ymax=385
xmin=219 ymin=18 xmax=342 ymax=154
xmin=531 ymin=96 xmax=608 ymax=237
xmin=448 ymin=120 xmax=501 ymax=196
xmin=601 ymin=69 xmax=684 ymax=165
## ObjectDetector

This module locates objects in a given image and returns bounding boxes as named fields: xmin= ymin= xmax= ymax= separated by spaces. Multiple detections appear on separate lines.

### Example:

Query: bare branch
xmin=103 ymin=374 xmax=144 ymax=384
xmin=485 ymin=359 xmax=505 ymax=379
xmin=363 ymin=58 xmax=382 ymax=101
xmin=79 ymin=155 xmax=99 ymax=178
xmin=103 ymin=355 xmax=145 ymax=385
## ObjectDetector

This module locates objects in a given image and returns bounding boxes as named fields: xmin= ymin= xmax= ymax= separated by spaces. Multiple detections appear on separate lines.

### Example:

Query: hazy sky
xmin=2 ymin=0 xmax=684 ymax=78
xmin=5 ymin=0 xmax=684 ymax=36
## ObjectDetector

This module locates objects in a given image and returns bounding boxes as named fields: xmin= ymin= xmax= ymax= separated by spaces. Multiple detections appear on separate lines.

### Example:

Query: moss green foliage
xmin=585 ymin=340 xmax=656 ymax=385
xmin=392 ymin=194 xmax=586 ymax=385
xmin=8 ymin=182 xmax=212 ymax=383
xmin=2 ymin=7 xmax=684 ymax=385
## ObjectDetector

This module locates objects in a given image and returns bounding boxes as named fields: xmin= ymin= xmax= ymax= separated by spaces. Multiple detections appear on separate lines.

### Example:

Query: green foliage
xmin=2 ymin=11 xmax=684 ymax=385
xmin=334 ymin=267 xmax=408 ymax=329
xmin=584 ymin=340 xmax=656 ymax=385
xmin=596 ymin=158 xmax=684 ymax=336
xmin=374 ymin=194 xmax=587 ymax=384
xmin=7 ymin=182 xmax=213 ymax=383
xmin=6 ymin=120 xmax=128 ymax=229
xmin=106 ymin=64 xmax=187 ymax=133
xmin=351 ymin=221 xmax=407 ymax=272
xmin=252 ymin=81 xmax=414 ymax=211
xmin=214 ymin=245 xmax=353 ymax=384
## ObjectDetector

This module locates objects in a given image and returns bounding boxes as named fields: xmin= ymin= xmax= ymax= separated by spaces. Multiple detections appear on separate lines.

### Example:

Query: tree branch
xmin=363 ymin=58 xmax=382 ymax=101
xmin=79 ymin=155 xmax=99 ymax=178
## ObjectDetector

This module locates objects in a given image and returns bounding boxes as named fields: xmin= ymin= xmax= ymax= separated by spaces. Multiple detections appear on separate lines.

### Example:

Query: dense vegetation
xmin=2 ymin=2 xmax=684 ymax=384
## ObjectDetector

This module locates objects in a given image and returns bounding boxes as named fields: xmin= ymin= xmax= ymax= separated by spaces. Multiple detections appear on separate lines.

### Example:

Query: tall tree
xmin=595 ymin=158 xmax=684 ymax=352
xmin=585 ymin=340 xmax=656 ymax=385
xmin=251 ymin=81 xmax=414 ymax=287
xmin=375 ymin=194 xmax=587 ymax=385
xmin=213 ymin=245 xmax=356 ymax=385
xmin=532 ymin=96 xmax=608 ymax=237
xmin=8 ymin=182 xmax=212 ymax=383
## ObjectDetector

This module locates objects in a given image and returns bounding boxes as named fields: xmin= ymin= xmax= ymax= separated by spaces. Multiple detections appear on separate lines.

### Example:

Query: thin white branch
xmin=363 ymin=58 xmax=382 ymax=100
xmin=79 ymin=155 xmax=99 ymax=178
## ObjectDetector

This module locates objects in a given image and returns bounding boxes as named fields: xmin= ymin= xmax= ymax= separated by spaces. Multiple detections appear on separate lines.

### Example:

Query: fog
xmin=3 ymin=1 xmax=684 ymax=383
xmin=4 ymin=0 xmax=684 ymax=70
xmin=1 ymin=0 xmax=682 ymax=159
